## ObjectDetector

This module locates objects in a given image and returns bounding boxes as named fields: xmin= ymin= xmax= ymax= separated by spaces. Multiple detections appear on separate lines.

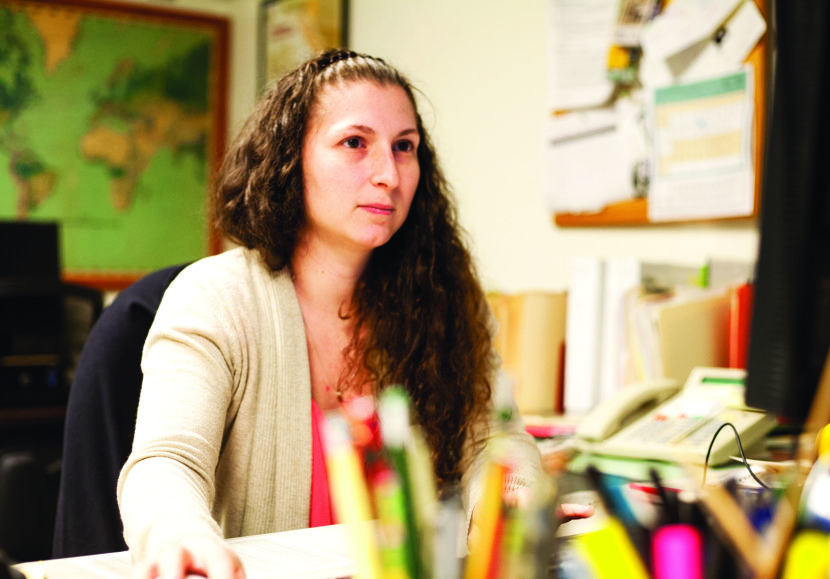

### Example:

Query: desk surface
xmin=15 ymin=525 xmax=358 ymax=579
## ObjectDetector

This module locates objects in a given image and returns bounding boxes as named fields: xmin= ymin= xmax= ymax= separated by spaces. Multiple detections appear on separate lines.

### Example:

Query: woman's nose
xmin=370 ymin=147 xmax=399 ymax=189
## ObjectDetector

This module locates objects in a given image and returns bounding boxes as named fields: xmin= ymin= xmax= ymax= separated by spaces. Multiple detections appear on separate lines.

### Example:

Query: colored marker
xmin=652 ymin=524 xmax=704 ymax=579
xmin=782 ymin=530 xmax=830 ymax=579
xmin=321 ymin=413 xmax=382 ymax=579
xmin=649 ymin=467 xmax=679 ymax=525
xmin=499 ymin=499 xmax=529 ymax=579
xmin=585 ymin=465 xmax=650 ymax=565
xmin=574 ymin=518 xmax=650 ymax=579
xmin=433 ymin=488 xmax=464 ymax=579
xmin=371 ymin=464 xmax=413 ymax=579
xmin=408 ymin=425 xmax=439 ymax=572
xmin=378 ymin=387 xmax=421 ymax=579
xmin=464 ymin=459 xmax=507 ymax=579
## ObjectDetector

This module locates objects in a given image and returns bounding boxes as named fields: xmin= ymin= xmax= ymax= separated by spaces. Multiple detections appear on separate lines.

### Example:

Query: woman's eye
xmin=394 ymin=140 xmax=416 ymax=153
xmin=343 ymin=137 xmax=363 ymax=149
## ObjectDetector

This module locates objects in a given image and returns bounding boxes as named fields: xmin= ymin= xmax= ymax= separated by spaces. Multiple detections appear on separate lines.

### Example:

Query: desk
xmin=15 ymin=525 xmax=358 ymax=579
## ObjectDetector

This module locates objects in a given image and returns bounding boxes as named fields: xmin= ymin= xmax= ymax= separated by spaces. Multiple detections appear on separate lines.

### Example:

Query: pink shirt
xmin=309 ymin=400 xmax=335 ymax=527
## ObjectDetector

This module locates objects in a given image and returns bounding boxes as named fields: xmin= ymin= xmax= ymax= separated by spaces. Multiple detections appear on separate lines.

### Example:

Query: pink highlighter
xmin=652 ymin=524 xmax=704 ymax=579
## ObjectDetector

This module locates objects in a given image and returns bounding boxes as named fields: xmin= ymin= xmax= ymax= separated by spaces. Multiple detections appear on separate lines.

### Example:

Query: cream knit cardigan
xmin=117 ymin=247 xmax=542 ymax=561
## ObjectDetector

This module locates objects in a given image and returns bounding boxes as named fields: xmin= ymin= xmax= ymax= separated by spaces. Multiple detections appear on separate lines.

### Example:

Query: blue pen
xmin=585 ymin=465 xmax=651 ymax=568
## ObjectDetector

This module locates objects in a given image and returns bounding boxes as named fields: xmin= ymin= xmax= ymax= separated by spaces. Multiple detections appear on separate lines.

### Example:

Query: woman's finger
xmin=558 ymin=502 xmax=595 ymax=521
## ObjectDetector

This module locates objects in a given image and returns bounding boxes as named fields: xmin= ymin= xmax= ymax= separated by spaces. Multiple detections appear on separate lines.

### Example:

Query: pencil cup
xmin=651 ymin=523 xmax=703 ymax=579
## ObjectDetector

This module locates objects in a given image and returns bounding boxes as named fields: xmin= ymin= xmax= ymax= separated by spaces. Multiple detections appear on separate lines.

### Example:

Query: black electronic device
xmin=0 ymin=221 xmax=102 ymax=407
xmin=0 ymin=221 xmax=63 ymax=406
xmin=744 ymin=2 xmax=830 ymax=425
xmin=0 ymin=221 xmax=60 ymax=282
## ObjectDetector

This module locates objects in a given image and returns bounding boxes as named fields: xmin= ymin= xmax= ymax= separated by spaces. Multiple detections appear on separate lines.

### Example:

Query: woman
xmin=117 ymin=49 xmax=549 ymax=579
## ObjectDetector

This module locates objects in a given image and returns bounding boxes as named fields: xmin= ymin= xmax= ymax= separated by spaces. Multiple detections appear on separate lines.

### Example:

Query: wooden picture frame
xmin=258 ymin=0 xmax=349 ymax=91
xmin=0 ymin=0 xmax=229 ymax=290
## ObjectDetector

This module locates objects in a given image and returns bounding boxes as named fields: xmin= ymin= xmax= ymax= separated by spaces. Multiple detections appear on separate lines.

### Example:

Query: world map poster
xmin=0 ymin=0 xmax=228 ymax=289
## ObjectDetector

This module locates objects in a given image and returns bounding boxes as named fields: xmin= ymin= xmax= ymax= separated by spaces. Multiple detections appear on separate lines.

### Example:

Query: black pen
xmin=649 ymin=467 xmax=679 ymax=525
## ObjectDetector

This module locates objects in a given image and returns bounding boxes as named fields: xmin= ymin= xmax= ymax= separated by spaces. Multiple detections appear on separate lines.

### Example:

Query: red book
xmin=728 ymin=282 xmax=754 ymax=369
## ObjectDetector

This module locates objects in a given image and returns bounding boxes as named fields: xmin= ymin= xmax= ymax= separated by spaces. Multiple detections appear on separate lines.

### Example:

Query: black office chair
xmin=52 ymin=264 xmax=189 ymax=559
xmin=0 ymin=280 xmax=104 ymax=563
xmin=0 ymin=446 xmax=61 ymax=564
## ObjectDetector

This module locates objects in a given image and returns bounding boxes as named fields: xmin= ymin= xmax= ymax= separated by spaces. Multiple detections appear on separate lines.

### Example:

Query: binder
xmin=728 ymin=282 xmax=754 ymax=369
xmin=488 ymin=292 xmax=567 ymax=415
xmin=654 ymin=290 xmax=731 ymax=384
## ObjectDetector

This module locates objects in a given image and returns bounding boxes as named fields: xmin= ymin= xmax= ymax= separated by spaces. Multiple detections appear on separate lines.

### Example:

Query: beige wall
xmin=165 ymin=0 xmax=760 ymax=293
xmin=348 ymin=0 xmax=759 ymax=293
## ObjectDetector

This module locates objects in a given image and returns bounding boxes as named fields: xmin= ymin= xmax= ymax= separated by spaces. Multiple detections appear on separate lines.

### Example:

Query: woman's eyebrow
xmin=340 ymin=124 xmax=419 ymax=139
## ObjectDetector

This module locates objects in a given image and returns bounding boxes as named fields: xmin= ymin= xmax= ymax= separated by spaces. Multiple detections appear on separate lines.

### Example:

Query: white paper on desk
xmin=546 ymin=0 xmax=617 ymax=111
xmin=544 ymin=100 xmax=646 ymax=213
xmin=641 ymin=0 xmax=766 ymax=88
xmin=228 ymin=535 xmax=356 ymax=578
xmin=641 ymin=0 xmax=744 ymax=61
xmin=62 ymin=531 xmax=357 ymax=579
xmin=63 ymin=551 xmax=131 ymax=578
xmin=647 ymin=67 xmax=755 ymax=222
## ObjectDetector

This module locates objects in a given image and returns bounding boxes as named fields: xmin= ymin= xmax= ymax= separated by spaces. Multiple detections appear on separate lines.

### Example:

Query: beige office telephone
xmin=575 ymin=367 xmax=778 ymax=466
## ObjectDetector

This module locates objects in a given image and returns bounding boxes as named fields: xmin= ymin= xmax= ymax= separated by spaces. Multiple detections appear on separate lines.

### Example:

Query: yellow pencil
xmin=322 ymin=413 xmax=383 ymax=579
xmin=464 ymin=460 xmax=507 ymax=579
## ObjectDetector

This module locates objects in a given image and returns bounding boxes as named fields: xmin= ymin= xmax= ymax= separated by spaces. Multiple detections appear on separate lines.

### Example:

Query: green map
xmin=0 ymin=1 xmax=222 ymax=279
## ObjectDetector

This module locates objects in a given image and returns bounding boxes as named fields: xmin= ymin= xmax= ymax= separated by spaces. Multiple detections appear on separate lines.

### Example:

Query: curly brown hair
xmin=215 ymin=49 xmax=495 ymax=486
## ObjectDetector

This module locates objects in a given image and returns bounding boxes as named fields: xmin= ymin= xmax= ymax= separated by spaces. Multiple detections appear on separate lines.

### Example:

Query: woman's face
xmin=301 ymin=80 xmax=421 ymax=256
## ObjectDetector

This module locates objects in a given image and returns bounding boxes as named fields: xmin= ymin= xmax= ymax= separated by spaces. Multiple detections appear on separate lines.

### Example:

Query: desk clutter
xmin=324 ymin=385 xmax=830 ymax=578
xmin=539 ymin=420 xmax=830 ymax=579
xmin=323 ymin=386 xmax=566 ymax=579
xmin=570 ymin=446 xmax=830 ymax=579
xmin=486 ymin=257 xmax=756 ymax=422
xmin=555 ymin=463 xmax=776 ymax=579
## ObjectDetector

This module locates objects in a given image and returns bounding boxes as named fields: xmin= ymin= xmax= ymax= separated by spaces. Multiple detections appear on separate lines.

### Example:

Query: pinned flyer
xmin=647 ymin=67 xmax=755 ymax=222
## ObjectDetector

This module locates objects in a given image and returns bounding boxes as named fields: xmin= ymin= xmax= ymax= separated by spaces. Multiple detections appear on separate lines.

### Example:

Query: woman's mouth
xmin=359 ymin=204 xmax=394 ymax=215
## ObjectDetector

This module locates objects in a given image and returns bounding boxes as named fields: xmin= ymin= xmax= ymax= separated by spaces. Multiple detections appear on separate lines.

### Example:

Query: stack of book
xmin=563 ymin=256 xmax=754 ymax=416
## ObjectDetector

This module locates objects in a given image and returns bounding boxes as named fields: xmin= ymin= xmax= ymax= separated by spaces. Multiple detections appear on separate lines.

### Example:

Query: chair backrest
xmin=0 ymin=446 xmax=61 ymax=563
xmin=52 ymin=264 xmax=188 ymax=559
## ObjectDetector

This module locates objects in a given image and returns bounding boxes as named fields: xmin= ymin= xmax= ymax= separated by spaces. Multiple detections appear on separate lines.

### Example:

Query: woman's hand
xmin=133 ymin=535 xmax=245 ymax=579
xmin=558 ymin=502 xmax=594 ymax=521
xmin=468 ymin=489 xmax=594 ymax=549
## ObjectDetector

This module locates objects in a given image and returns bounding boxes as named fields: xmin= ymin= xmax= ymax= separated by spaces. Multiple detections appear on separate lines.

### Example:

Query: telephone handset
xmin=574 ymin=367 xmax=779 ymax=466
xmin=575 ymin=379 xmax=681 ymax=442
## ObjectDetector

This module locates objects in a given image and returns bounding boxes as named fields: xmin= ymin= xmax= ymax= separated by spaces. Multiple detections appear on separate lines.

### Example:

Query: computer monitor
xmin=743 ymin=3 xmax=830 ymax=426
xmin=0 ymin=220 xmax=61 ymax=281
